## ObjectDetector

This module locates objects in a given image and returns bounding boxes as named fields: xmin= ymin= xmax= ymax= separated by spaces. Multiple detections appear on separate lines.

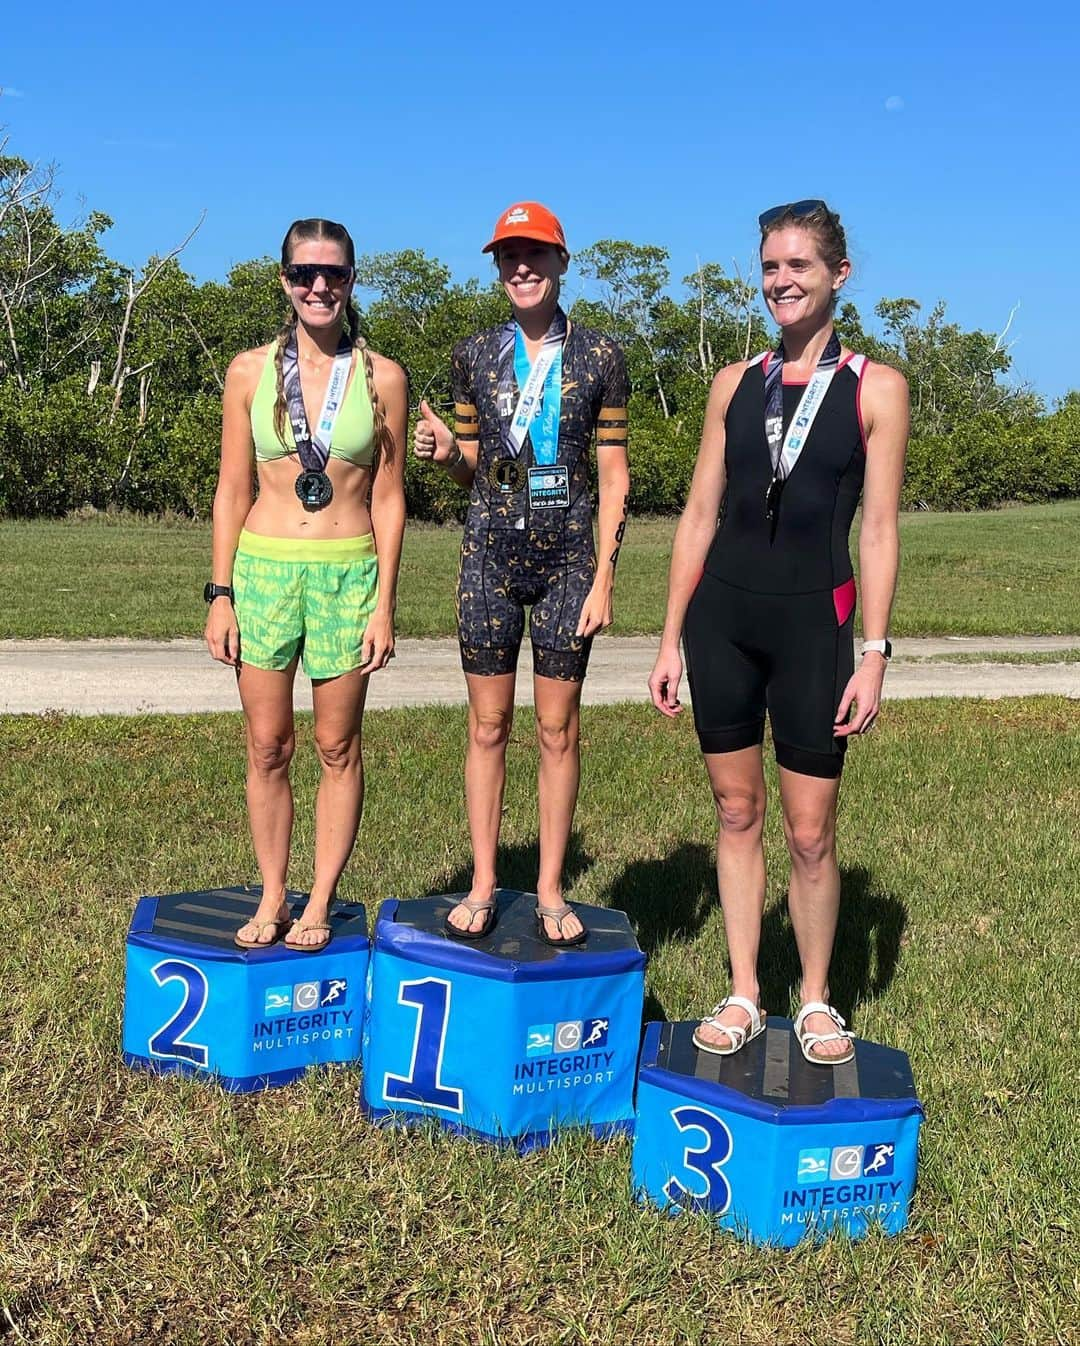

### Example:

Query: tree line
xmin=1 ymin=136 xmax=1077 ymax=519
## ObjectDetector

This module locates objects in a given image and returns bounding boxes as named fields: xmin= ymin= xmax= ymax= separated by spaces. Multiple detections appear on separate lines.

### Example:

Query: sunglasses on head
xmin=283 ymin=262 xmax=354 ymax=288
xmin=758 ymin=199 xmax=828 ymax=229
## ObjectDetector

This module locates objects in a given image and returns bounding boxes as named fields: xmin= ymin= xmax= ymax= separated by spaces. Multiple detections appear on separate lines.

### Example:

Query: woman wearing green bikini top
xmin=205 ymin=217 xmax=407 ymax=952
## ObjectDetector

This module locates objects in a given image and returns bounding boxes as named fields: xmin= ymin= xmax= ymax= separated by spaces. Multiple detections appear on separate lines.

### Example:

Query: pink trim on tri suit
xmin=854 ymin=357 xmax=869 ymax=453
xmin=833 ymin=576 xmax=857 ymax=626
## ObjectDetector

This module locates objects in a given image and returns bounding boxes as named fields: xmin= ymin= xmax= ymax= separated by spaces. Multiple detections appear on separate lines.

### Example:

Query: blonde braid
xmin=272 ymin=311 xmax=298 ymax=448
xmin=347 ymin=300 xmax=391 ymax=475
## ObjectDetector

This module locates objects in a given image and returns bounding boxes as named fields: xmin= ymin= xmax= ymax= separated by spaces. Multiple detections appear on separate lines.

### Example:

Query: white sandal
xmin=692 ymin=995 xmax=767 ymax=1057
xmin=794 ymin=1001 xmax=855 ymax=1066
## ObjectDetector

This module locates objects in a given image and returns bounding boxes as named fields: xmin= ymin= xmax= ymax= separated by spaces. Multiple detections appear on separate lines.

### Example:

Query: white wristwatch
xmin=862 ymin=639 xmax=893 ymax=659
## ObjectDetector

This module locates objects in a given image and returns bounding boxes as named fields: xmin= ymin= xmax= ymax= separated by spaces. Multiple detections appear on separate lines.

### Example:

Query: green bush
xmin=903 ymin=410 xmax=1080 ymax=510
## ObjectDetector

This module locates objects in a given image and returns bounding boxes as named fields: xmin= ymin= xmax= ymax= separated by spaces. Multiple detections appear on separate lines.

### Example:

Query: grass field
xmin=2 ymin=700 xmax=1077 ymax=1345
xmin=1 ymin=501 xmax=1078 ymax=640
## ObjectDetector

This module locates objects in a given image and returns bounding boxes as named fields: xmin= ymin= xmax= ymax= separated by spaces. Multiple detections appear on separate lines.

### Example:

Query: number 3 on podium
xmin=382 ymin=977 xmax=464 ymax=1113
xmin=663 ymin=1105 xmax=733 ymax=1214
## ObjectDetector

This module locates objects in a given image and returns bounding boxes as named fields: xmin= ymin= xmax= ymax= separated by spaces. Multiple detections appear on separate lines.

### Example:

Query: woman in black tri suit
xmin=414 ymin=202 xmax=630 ymax=946
xmin=649 ymin=201 xmax=908 ymax=1064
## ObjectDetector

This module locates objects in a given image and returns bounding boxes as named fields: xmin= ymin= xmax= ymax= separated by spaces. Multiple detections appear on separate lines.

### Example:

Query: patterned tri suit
xmin=451 ymin=309 xmax=628 ymax=681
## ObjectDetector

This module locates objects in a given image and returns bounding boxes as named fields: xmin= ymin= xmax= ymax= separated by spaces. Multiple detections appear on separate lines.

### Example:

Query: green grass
xmin=1 ymin=700 xmax=1077 ymax=1344
xmin=911 ymin=649 xmax=1080 ymax=665
xmin=1 ymin=501 xmax=1078 ymax=639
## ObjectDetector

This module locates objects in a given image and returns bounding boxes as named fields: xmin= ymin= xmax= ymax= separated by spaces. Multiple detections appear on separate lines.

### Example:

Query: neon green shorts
xmin=233 ymin=530 xmax=379 ymax=679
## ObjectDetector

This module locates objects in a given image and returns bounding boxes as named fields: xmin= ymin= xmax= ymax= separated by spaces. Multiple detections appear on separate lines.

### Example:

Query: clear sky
xmin=2 ymin=1 xmax=1076 ymax=400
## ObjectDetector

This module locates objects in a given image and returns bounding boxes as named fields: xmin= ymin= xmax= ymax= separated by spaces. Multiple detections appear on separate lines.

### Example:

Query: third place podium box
xmin=123 ymin=886 xmax=369 ymax=1093
xmin=632 ymin=1019 xmax=923 ymax=1246
xmin=361 ymin=890 xmax=646 ymax=1150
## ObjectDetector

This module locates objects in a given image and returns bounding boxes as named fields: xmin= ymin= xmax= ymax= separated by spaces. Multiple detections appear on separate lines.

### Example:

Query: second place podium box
xmin=123 ymin=887 xmax=370 ymax=1093
xmin=361 ymin=890 xmax=646 ymax=1150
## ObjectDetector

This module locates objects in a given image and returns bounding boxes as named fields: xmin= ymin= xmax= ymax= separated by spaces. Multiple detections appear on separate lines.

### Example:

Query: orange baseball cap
xmin=482 ymin=201 xmax=568 ymax=254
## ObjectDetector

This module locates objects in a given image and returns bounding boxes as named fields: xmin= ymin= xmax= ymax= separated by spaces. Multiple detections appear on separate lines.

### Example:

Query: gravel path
xmin=2 ymin=635 xmax=1077 ymax=715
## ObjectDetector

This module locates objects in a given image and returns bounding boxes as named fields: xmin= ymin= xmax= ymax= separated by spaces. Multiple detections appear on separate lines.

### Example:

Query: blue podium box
xmin=632 ymin=1019 xmax=923 ymax=1246
xmin=122 ymin=886 xmax=369 ymax=1093
xmin=361 ymin=890 xmax=646 ymax=1151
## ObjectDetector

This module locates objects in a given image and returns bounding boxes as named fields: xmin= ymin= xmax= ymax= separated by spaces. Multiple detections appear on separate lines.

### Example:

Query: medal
xmin=489 ymin=458 xmax=527 ymax=493
xmin=764 ymin=475 xmax=783 ymax=523
xmin=296 ymin=469 xmax=334 ymax=510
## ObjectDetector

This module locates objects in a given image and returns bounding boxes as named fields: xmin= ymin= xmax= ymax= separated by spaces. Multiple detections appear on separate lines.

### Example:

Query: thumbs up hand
xmin=413 ymin=400 xmax=459 ymax=466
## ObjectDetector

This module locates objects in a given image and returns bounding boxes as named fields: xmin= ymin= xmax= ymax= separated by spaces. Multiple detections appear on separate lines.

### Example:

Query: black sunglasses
xmin=283 ymin=262 xmax=354 ymax=288
xmin=758 ymin=199 xmax=828 ymax=229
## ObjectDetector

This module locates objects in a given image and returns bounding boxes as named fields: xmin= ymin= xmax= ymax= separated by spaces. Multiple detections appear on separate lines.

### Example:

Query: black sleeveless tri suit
xmin=684 ymin=350 xmax=870 ymax=778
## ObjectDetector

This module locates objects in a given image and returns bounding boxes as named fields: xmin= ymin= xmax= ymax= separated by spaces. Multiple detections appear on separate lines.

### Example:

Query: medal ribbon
xmin=282 ymin=329 xmax=354 ymax=473
xmin=763 ymin=331 xmax=842 ymax=480
xmin=496 ymin=307 xmax=567 ymax=464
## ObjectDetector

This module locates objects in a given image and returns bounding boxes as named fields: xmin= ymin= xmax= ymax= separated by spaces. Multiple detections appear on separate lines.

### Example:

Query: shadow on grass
xmin=432 ymin=831 xmax=596 ymax=902
xmin=604 ymin=842 xmax=716 ymax=956
xmin=757 ymin=865 xmax=907 ymax=1020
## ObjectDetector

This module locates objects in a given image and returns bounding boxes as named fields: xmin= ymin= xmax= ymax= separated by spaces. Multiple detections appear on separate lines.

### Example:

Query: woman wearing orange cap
xmin=414 ymin=202 xmax=630 ymax=945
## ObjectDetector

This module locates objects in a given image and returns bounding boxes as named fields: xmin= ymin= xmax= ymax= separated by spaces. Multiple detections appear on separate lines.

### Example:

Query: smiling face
xmin=760 ymin=226 xmax=850 ymax=333
xmin=280 ymin=238 xmax=354 ymax=333
xmin=496 ymin=240 xmax=568 ymax=319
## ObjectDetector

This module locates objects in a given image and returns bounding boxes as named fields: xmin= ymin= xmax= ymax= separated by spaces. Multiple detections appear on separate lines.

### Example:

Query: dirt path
xmin=2 ymin=636 xmax=1077 ymax=715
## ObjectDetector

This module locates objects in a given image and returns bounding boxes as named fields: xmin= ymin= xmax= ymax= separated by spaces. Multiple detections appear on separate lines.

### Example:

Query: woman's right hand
xmin=648 ymin=644 xmax=684 ymax=717
xmin=412 ymin=400 xmax=458 ymax=465
xmin=205 ymin=598 xmax=240 ymax=666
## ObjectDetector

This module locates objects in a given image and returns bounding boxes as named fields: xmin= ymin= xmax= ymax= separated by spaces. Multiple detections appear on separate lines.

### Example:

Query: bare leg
xmin=448 ymin=672 xmax=516 ymax=934
xmin=286 ymin=667 xmax=370 ymax=948
xmin=778 ymin=765 xmax=848 ymax=1059
xmin=696 ymin=746 xmax=768 ymax=1048
xmin=533 ymin=673 xmax=585 ymax=942
xmin=235 ymin=660 xmax=298 ymax=943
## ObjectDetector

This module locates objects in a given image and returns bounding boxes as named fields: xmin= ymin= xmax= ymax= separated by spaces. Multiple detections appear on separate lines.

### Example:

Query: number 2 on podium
xmin=383 ymin=977 xmax=464 ymax=1113
xmin=147 ymin=959 xmax=210 ymax=1068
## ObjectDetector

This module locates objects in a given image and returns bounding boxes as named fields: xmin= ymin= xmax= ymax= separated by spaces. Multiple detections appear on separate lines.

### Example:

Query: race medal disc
xmin=296 ymin=469 xmax=333 ymax=510
xmin=489 ymin=458 xmax=527 ymax=494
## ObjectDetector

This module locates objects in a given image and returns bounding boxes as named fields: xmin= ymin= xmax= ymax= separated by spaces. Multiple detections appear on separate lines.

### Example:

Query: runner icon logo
xmin=863 ymin=1142 xmax=895 ymax=1176
xmin=320 ymin=978 xmax=347 ymax=1007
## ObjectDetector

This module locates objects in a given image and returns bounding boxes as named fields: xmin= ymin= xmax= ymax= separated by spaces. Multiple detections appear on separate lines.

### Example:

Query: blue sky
xmin=3 ymin=1 xmax=1077 ymax=400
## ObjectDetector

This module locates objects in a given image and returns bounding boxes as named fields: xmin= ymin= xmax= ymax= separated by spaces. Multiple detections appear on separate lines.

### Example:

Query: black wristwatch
xmin=204 ymin=583 xmax=235 ymax=603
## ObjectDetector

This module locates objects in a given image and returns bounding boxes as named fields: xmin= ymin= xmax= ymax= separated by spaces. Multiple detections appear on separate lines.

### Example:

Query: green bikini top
xmin=250 ymin=344 xmax=376 ymax=466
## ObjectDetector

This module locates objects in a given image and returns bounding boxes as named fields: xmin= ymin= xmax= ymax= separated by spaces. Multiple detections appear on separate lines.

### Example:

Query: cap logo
xmin=506 ymin=207 xmax=529 ymax=225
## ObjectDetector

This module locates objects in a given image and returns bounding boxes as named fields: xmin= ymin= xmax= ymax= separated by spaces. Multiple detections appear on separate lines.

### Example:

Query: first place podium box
xmin=632 ymin=1019 xmax=923 ymax=1246
xmin=361 ymin=890 xmax=646 ymax=1151
xmin=123 ymin=886 xmax=369 ymax=1093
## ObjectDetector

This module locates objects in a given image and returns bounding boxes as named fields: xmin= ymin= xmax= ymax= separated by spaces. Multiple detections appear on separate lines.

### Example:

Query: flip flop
xmin=444 ymin=897 xmax=497 ymax=941
xmin=794 ymin=1001 xmax=856 ymax=1066
xmin=234 ymin=917 xmax=293 ymax=951
xmin=692 ymin=995 xmax=767 ymax=1056
xmin=283 ymin=921 xmax=333 ymax=953
xmin=534 ymin=903 xmax=587 ymax=948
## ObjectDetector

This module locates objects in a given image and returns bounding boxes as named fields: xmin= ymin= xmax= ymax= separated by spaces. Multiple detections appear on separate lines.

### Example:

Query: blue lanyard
xmin=513 ymin=327 xmax=563 ymax=467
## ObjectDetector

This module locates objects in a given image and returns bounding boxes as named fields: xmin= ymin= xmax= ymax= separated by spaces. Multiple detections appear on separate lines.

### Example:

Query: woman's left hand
xmin=834 ymin=654 xmax=887 ymax=736
xmin=360 ymin=611 xmax=396 ymax=673
xmin=576 ymin=577 xmax=614 ymax=638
